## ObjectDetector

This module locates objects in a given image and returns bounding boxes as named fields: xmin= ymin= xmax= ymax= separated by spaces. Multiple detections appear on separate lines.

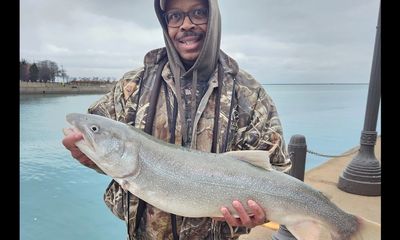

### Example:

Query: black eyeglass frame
xmin=163 ymin=8 xmax=209 ymax=28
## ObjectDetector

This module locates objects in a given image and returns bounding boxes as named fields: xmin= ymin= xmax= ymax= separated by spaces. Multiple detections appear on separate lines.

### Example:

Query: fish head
xmin=65 ymin=113 xmax=140 ymax=178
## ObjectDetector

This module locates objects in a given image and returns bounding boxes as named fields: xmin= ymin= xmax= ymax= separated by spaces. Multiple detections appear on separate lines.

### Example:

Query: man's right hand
xmin=62 ymin=128 xmax=99 ymax=170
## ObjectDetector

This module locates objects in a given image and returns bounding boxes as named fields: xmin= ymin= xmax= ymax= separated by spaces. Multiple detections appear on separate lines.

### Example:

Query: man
xmin=62 ymin=0 xmax=292 ymax=239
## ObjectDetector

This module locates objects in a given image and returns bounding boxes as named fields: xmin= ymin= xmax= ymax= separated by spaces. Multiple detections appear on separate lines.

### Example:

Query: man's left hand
xmin=214 ymin=200 xmax=267 ymax=228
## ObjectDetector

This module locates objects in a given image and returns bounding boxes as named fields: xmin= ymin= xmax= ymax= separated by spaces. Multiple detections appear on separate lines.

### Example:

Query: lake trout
xmin=64 ymin=113 xmax=380 ymax=240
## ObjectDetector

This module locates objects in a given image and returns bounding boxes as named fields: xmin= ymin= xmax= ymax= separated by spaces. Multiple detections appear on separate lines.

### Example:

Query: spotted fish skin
xmin=65 ymin=112 xmax=381 ymax=240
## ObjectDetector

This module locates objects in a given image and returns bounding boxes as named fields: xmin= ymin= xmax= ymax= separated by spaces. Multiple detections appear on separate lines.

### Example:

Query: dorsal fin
xmin=223 ymin=150 xmax=273 ymax=171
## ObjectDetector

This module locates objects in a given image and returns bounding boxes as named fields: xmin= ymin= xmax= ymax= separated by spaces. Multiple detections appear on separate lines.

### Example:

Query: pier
xmin=239 ymin=137 xmax=381 ymax=240
xmin=19 ymin=81 xmax=115 ymax=94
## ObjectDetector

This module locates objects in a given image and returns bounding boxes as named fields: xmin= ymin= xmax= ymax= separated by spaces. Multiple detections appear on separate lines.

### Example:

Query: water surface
xmin=20 ymin=85 xmax=381 ymax=240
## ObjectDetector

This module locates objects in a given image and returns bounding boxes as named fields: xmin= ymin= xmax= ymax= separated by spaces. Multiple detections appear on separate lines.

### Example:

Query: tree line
xmin=20 ymin=59 xmax=68 ymax=83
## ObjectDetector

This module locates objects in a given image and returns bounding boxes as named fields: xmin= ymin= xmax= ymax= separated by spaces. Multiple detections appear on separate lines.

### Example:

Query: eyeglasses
xmin=164 ymin=8 xmax=209 ymax=28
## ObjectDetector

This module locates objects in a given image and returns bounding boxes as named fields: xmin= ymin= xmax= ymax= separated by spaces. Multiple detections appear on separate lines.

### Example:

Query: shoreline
xmin=19 ymin=81 xmax=115 ymax=94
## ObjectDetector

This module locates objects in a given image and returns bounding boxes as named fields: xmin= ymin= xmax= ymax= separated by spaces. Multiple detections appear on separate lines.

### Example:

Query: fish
xmin=64 ymin=113 xmax=381 ymax=240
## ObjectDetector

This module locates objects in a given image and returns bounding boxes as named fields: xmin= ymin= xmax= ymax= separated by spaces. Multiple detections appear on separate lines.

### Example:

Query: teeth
xmin=184 ymin=41 xmax=193 ymax=45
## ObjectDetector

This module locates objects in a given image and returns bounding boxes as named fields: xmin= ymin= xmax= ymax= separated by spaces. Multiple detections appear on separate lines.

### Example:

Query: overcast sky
xmin=20 ymin=0 xmax=380 ymax=84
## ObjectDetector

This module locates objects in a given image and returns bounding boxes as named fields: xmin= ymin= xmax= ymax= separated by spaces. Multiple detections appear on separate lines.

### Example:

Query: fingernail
xmin=233 ymin=201 xmax=240 ymax=208
xmin=248 ymin=200 xmax=256 ymax=206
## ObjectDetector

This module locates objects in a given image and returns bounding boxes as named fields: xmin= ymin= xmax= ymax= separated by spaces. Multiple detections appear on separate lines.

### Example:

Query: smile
xmin=177 ymin=35 xmax=203 ymax=50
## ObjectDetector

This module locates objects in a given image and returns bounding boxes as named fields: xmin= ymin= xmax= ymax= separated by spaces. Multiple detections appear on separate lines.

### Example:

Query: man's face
xmin=164 ymin=0 xmax=208 ymax=64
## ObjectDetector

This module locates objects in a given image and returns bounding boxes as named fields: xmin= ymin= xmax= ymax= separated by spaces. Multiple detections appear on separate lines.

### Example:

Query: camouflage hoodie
xmin=86 ymin=0 xmax=291 ymax=239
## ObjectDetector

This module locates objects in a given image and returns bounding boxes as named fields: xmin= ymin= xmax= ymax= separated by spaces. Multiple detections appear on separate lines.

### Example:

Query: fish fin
xmin=119 ymin=179 xmax=130 ymax=191
xmin=286 ymin=220 xmax=321 ymax=240
xmin=263 ymin=221 xmax=280 ymax=230
xmin=347 ymin=216 xmax=381 ymax=240
xmin=223 ymin=150 xmax=273 ymax=171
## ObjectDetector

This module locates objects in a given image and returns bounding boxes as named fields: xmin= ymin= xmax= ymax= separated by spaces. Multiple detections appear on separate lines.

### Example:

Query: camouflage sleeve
xmin=232 ymin=70 xmax=292 ymax=173
xmin=103 ymin=180 xmax=126 ymax=221
xmin=245 ymin=86 xmax=291 ymax=172
xmin=87 ymin=71 xmax=134 ymax=121
xmin=87 ymin=89 xmax=118 ymax=120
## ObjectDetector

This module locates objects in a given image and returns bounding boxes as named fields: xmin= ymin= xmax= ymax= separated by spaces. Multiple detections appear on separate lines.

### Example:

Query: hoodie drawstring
xmin=190 ymin=69 xmax=198 ymax=136
xmin=173 ymin=68 xmax=189 ymax=146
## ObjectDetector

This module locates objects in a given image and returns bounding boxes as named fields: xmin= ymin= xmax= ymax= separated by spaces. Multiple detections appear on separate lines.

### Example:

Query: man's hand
xmin=214 ymin=200 xmax=267 ymax=228
xmin=62 ymin=128 xmax=98 ymax=169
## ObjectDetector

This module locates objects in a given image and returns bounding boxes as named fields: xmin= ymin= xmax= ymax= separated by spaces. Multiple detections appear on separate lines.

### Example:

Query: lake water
xmin=20 ymin=84 xmax=381 ymax=240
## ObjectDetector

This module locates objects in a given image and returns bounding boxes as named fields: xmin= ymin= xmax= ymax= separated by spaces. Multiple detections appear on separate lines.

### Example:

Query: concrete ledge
xmin=19 ymin=81 xmax=115 ymax=94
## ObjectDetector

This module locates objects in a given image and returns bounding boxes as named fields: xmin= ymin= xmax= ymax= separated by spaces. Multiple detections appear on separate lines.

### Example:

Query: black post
xmin=337 ymin=5 xmax=381 ymax=196
xmin=272 ymin=135 xmax=307 ymax=240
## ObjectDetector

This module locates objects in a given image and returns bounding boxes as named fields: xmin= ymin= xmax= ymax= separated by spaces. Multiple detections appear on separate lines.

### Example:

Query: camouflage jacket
xmin=87 ymin=48 xmax=291 ymax=240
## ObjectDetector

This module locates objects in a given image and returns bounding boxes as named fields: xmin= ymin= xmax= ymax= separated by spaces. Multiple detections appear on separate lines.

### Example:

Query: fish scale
xmin=64 ymin=113 xmax=380 ymax=240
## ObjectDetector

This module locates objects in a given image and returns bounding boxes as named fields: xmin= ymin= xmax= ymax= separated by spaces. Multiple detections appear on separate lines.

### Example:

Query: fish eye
xmin=90 ymin=125 xmax=99 ymax=133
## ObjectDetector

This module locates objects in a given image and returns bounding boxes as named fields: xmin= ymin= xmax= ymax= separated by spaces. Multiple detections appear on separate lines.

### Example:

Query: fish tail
xmin=338 ymin=216 xmax=380 ymax=240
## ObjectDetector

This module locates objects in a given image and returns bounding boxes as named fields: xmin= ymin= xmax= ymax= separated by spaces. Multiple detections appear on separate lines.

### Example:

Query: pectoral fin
xmin=222 ymin=150 xmax=273 ymax=171
xmin=263 ymin=221 xmax=280 ymax=230
xmin=120 ymin=179 xmax=130 ymax=191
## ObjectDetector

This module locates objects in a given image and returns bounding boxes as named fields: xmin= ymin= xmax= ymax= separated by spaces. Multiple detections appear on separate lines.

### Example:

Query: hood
xmin=154 ymin=0 xmax=221 ymax=82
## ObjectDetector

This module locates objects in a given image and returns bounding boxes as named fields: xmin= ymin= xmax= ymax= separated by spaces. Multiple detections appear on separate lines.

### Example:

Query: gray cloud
xmin=20 ymin=0 xmax=380 ymax=83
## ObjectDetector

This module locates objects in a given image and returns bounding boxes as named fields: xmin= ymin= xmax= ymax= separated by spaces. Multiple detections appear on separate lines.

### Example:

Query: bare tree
xmin=48 ymin=61 xmax=59 ymax=82
xmin=37 ymin=60 xmax=59 ymax=82
xmin=57 ymin=66 xmax=69 ymax=83
xmin=20 ymin=59 xmax=30 ymax=81
xmin=29 ymin=64 xmax=39 ymax=82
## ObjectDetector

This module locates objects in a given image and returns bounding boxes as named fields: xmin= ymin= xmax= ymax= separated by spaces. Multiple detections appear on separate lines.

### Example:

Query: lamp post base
xmin=337 ymin=131 xmax=381 ymax=196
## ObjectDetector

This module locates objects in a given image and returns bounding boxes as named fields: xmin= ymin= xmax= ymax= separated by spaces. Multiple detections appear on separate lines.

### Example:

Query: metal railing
xmin=306 ymin=147 xmax=359 ymax=158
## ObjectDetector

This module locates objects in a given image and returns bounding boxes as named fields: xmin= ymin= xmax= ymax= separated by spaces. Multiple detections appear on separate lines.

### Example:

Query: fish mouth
xmin=65 ymin=113 xmax=96 ymax=151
